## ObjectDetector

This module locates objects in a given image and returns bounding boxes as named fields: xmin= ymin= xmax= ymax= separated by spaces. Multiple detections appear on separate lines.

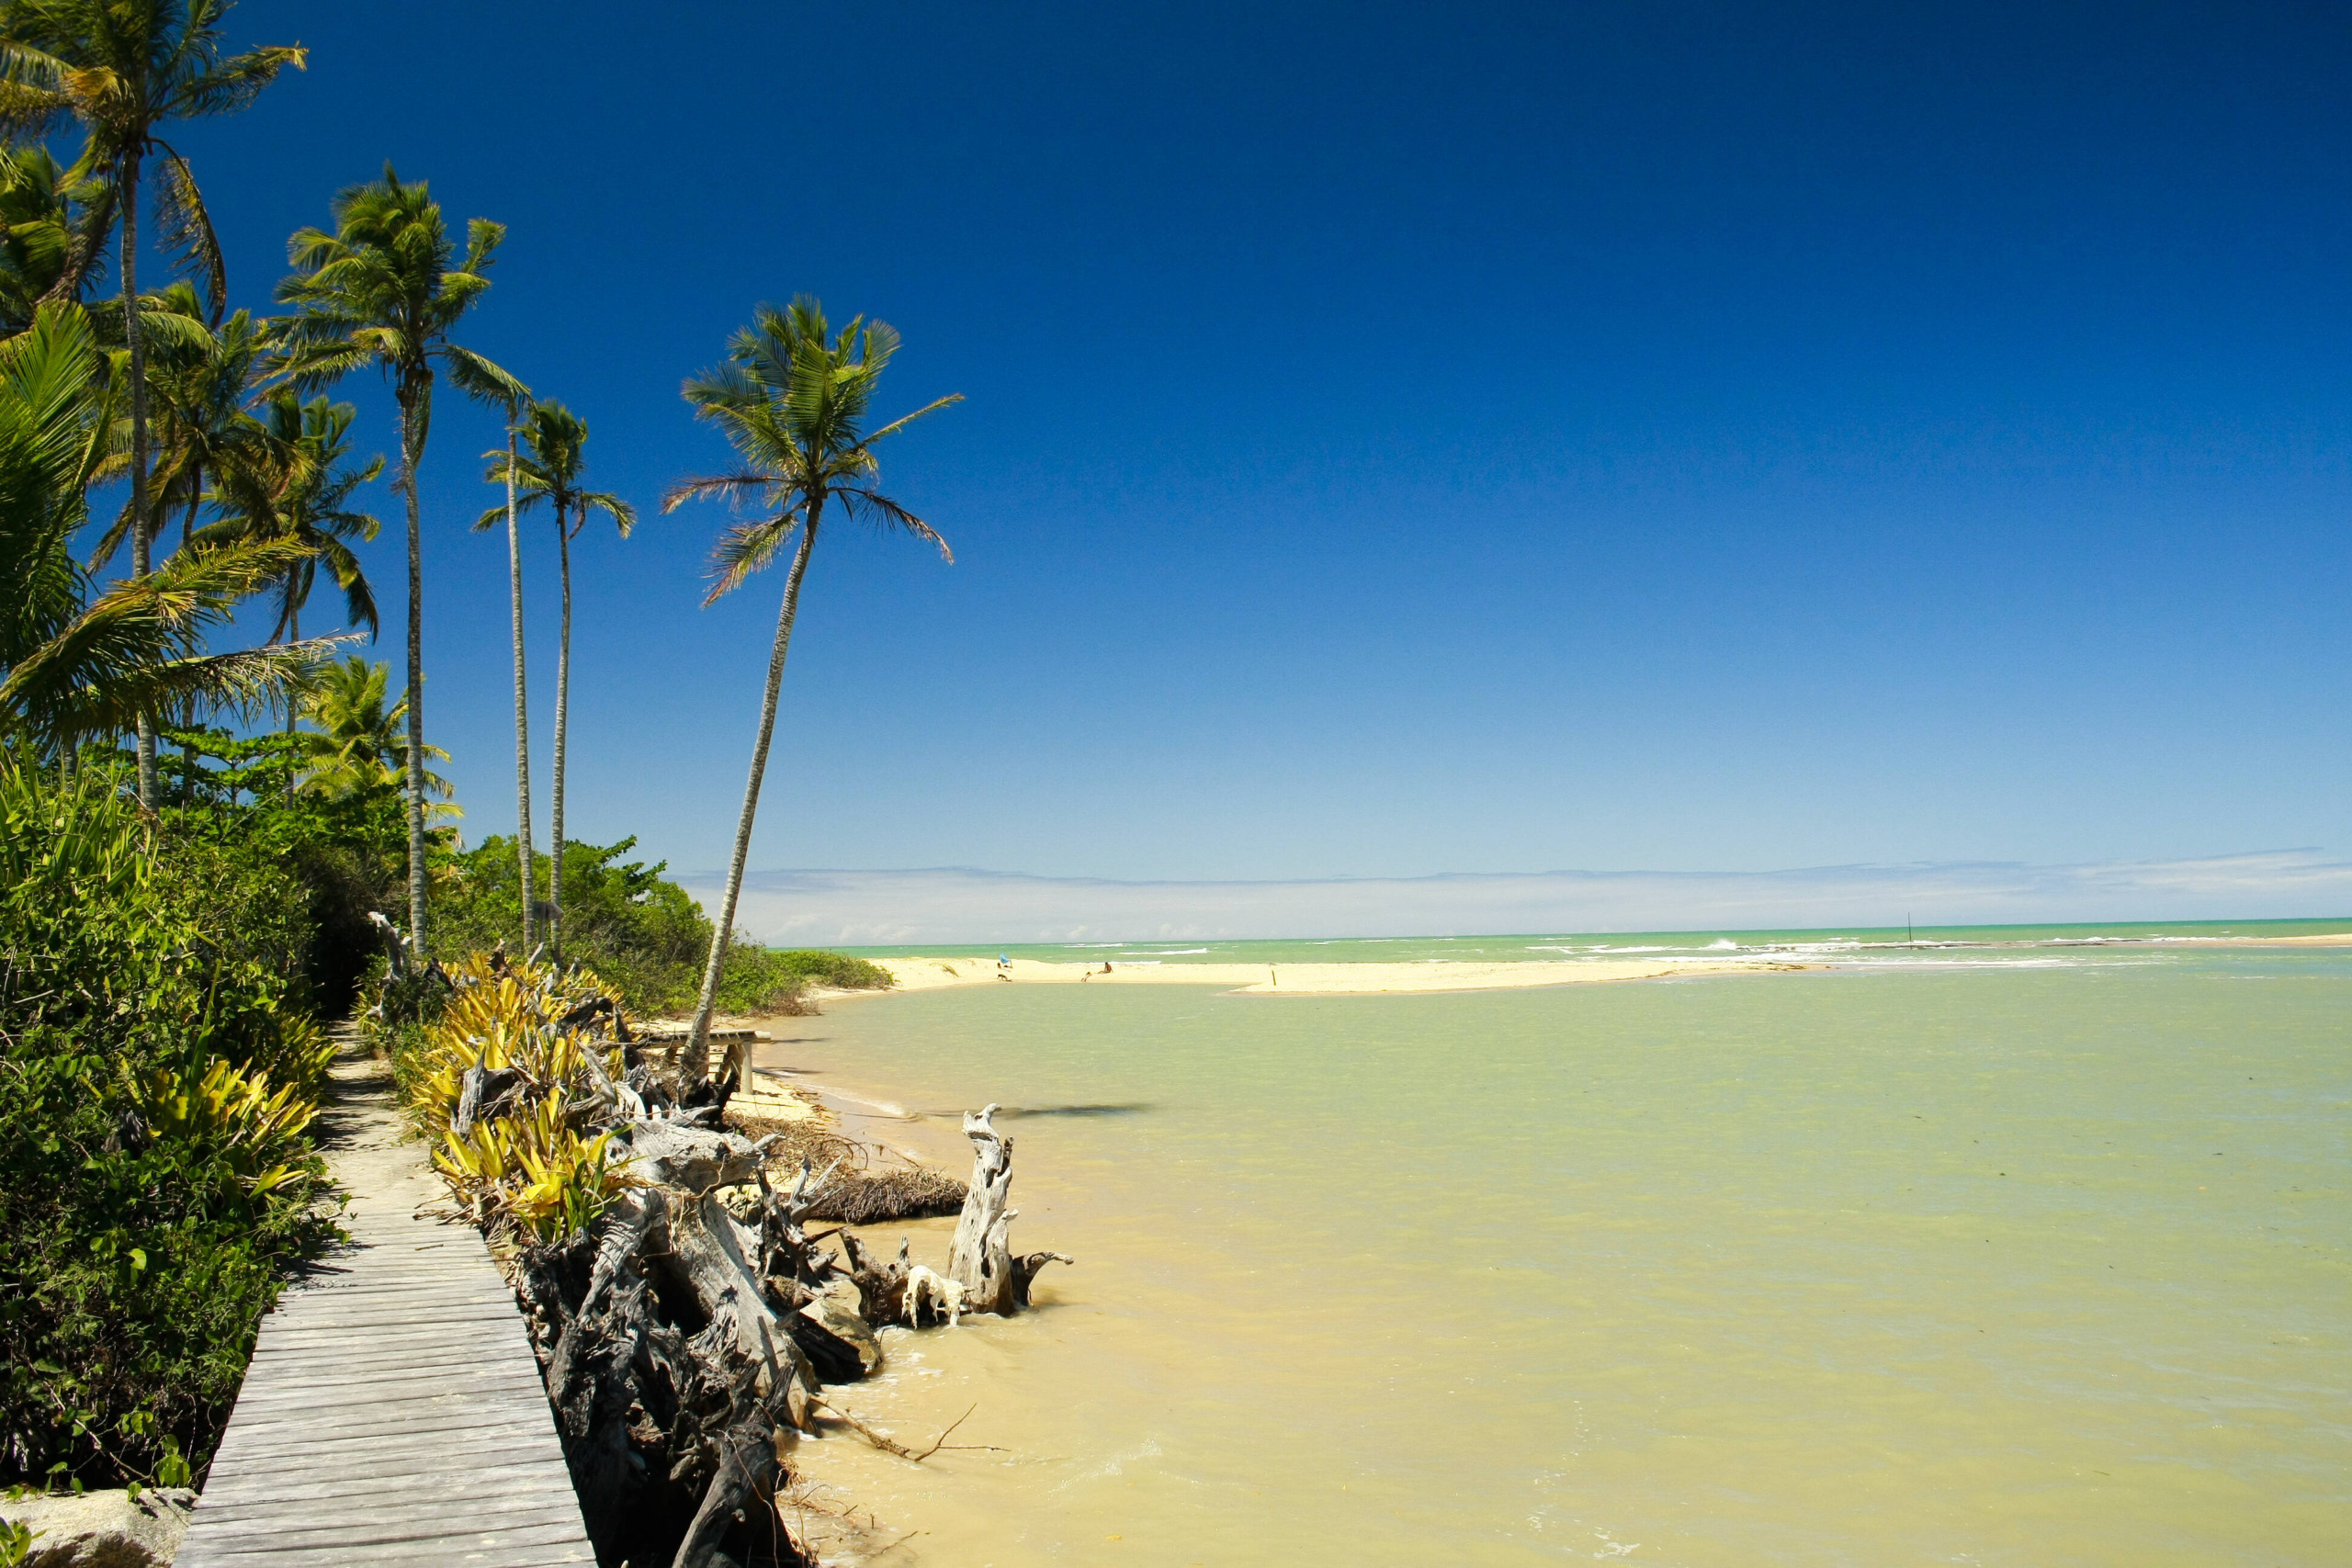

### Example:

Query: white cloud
xmin=684 ymin=851 xmax=2352 ymax=946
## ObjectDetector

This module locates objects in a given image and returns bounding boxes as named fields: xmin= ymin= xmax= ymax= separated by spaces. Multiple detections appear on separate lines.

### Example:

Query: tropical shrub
xmin=0 ymin=758 xmax=336 ymax=1489
xmin=428 ymin=834 xmax=888 ymax=1013
xmin=405 ymin=952 xmax=639 ymax=1244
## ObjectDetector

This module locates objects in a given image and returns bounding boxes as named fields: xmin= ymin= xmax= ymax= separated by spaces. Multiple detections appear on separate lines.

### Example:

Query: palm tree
xmin=664 ymin=298 xmax=957 ymax=1086
xmin=275 ymin=165 xmax=525 ymax=951
xmin=0 ymin=300 xmax=328 ymax=759
xmin=477 ymin=405 xmax=535 ymax=948
xmin=0 ymin=0 xmax=305 ymax=805
xmin=86 ymin=279 xmax=271 ymax=567
xmin=477 ymin=400 xmax=631 ymax=958
xmin=197 ymin=385 xmax=381 ymax=795
xmin=295 ymin=653 xmax=451 ymax=809
xmin=200 ymin=386 xmax=382 ymax=649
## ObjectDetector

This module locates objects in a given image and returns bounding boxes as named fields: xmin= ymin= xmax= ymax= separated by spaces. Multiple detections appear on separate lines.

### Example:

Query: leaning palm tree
xmin=477 ymin=399 xmax=631 ymax=957
xmin=0 ymin=0 xmax=304 ymax=803
xmin=275 ymin=165 xmax=525 ymax=951
xmin=664 ymin=298 xmax=958 ymax=1086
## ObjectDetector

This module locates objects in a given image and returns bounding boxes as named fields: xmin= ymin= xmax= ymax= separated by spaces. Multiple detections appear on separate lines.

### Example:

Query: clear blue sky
xmin=146 ymin=0 xmax=2352 ymax=887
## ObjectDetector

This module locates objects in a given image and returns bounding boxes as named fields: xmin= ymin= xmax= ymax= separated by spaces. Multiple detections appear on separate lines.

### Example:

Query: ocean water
xmin=840 ymin=916 xmax=2350 ymax=969
xmin=769 ymin=947 xmax=2350 ymax=1565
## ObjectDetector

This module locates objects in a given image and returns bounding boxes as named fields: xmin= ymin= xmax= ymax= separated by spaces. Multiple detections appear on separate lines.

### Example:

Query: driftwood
xmin=446 ymin=964 xmax=1067 ymax=1568
xmin=945 ymin=1104 xmax=1074 ymax=1314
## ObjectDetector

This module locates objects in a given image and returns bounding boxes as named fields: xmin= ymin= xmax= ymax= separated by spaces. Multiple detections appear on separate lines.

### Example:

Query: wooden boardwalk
xmin=177 ymin=1041 xmax=594 ymax=1567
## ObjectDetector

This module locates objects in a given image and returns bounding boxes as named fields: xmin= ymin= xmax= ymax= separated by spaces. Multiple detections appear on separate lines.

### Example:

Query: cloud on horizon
xmin=685 ymin=851 xmax=2352 ymax=946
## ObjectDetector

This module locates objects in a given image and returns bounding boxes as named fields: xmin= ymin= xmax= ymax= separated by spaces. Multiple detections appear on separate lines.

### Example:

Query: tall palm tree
xmin=0 ymin=0 xmax=304 ymax=805
xmin=275 ymin=165 xmax=525 ymax=951
xmin=664 ymin=298 xmax=957 ymax=1086
xmin=477 ymin=399 xmax=631 ymax=958
xmin=478 ymin=406 xmax=535 ymax=947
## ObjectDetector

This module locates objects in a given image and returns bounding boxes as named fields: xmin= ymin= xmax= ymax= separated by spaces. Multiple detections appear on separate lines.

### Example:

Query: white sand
xmin=842 ymin=953 xmax=1811 ymax=997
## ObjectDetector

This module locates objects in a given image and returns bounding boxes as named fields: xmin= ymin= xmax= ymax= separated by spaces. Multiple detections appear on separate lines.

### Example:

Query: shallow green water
xmin=840 ymin=915 xmax=2350 ymax=967
xmin=776 ymin=952 xmax=2350 ymax=1565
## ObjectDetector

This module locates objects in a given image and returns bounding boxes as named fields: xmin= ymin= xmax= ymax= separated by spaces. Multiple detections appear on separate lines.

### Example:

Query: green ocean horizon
xmin=835 ymin=913 xmax=2350 ymax=965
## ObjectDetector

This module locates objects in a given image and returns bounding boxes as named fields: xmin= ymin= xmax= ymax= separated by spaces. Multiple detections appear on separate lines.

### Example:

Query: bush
xmin=156 ymin=728 xmax=412 ymax=1019
xmin=427 ymin=835 xmax=889 ymax=1014
xmin=764 ymin=950 xmax=893 ymax=992
xmin=0 ymin=758 xmax=337 ymax=1490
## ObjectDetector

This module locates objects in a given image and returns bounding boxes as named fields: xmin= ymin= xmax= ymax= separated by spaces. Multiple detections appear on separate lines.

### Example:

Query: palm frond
xmin=150 ymin=142 xmax=225 ymax=321
xmin=438 ymin=342 xmax=526 ymax=409
xmin=661 ymin=470 xmax=775 ymax=513
xmin=702 ymin=513 xmax=801 ymax=604
xmin=0 ymin=536 xmax=326 ymax=745
xmin=859 ymin=391 xmax=965 ymax=448
xmin=835 ymin=486 xmax=954 ymax=562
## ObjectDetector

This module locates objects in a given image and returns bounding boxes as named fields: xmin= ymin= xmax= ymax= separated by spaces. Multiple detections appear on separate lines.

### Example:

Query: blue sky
xmin=129 ymin=0 xmax=2352 ymax=912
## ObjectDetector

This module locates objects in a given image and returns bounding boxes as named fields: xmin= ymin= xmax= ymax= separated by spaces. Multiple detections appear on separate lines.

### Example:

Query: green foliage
xmin=156 ymin=724 xmax=413 ymax=1016
xmin=425 ymin=834 xmax=887 ymax=1013
xmin=765 ymin=949 xmax=893 ymax=992
xmin=0 ymin=754 xmax=338 ymax=1489
xmin=411 ymin=953 xmax=637 ymax=1245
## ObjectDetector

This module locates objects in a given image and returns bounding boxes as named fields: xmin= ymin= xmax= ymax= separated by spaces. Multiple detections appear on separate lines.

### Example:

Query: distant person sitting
xmin=997 ymin=953 xmax=1011 ymax=969
xmin=1101 ymin=961 xmax=1114 ymax=974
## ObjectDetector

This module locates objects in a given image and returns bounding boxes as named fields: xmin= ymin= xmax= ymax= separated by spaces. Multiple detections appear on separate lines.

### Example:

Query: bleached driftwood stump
xmin=945 ymin=1104 xmax=1072 ymax=1314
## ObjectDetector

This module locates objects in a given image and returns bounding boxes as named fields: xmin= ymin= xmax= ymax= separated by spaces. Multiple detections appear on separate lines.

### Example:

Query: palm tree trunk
xmin=399 ymin=378 xmax=430 ymax=953
xmin=503 ymin=425 xmax=535 ymax=950
xmin=120 ymin=148 xmax=153 ymax=809
xmin=687 ymin=500 xmax=822 ymax=1089
xmin=285 ymin=599 xmax=300 ymax=807
xmin=550 ymin=499 xmax=571 ymax=962
xmin=178 ymin=486 xmax=200 ymax=805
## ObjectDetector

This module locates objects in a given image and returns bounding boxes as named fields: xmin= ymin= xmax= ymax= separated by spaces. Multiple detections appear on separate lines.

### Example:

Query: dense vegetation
xmin=0 ymin=725 xmax=887 ymax=1494
xmin=0 ymin=756 xmax=343 ymax=1490
xmin=428 ymin=835 xmax=887 ymax=1016
xmin=0 ymin=5 xmax=913 ymax=1539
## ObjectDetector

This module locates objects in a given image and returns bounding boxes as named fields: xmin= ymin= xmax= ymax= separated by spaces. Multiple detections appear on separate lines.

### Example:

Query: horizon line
xmin=679 ymin=849 xmax=2352 ymax=947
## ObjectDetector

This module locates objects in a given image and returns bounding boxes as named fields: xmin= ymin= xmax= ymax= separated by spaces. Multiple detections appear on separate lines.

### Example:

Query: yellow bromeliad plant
xmin=432 ymin=1091 xmax=630 ymax=1242
xmin=124 ymin=1053 xmax=323 ymax=1200
xmin=414 ymin=952 xmax=639 ymax=1243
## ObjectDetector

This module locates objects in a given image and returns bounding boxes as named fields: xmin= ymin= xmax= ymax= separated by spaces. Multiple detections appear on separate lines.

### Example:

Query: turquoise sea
xmin=772 ymin=927 xmax=2351 ymax=1565
xmin=839 ymin=915 xmax=2352 ymax=967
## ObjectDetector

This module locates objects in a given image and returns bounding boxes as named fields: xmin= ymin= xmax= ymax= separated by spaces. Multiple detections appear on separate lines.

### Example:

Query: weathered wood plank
xmin=175 ymin=1039 xmax=591 ymax=1568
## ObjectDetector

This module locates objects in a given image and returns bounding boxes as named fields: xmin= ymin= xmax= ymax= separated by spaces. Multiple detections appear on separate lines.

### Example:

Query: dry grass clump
xmin=804 ymin=1164 xmax=967 ymax=1224
xmin=723 ymin=1111 xmax=967 ymax=1224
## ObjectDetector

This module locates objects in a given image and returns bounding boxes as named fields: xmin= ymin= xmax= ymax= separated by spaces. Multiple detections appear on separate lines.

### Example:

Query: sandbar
xmin=835 ymin=953 xmax=1812 ymax=996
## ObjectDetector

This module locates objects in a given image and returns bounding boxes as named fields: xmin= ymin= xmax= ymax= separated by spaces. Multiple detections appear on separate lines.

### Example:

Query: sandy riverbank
xmin=846 ymin=953 xmax=1814 ymax=995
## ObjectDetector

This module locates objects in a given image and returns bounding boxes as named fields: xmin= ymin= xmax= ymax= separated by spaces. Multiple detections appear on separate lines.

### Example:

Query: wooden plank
xmin=175 ymin=1039 xmax=593 ymax=1568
